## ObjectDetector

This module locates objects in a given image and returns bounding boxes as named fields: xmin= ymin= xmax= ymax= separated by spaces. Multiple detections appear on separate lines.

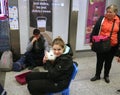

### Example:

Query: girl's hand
xmin=43 ymin=51 xmax=48 ymax=64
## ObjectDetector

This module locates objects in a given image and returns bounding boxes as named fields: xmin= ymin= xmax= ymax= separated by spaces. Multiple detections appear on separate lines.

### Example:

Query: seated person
xmin=25 ymin=28 xmax=50 ymax=70
xmin=26 ymin=36 xmax=74 ymax=95
xmin=13 ymin=28 xmax=50 ymax=71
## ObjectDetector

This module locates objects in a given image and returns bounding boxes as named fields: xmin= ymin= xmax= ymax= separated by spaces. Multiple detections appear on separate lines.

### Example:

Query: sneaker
xmin=117 ymin=89 xmax=120 ymax=92
xmin=116 ymin=89 xmax=120 ymax=94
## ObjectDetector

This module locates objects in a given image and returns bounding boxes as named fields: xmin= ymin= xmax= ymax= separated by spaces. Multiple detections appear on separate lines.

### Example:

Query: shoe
xmin=90 ymin=76 xmax=100 ymax=81
xmin=117 ymin=89 xmax=120 ymax=92
xmin=104 ymin=77 xmax=110 ymax=83
xmin=117 ymin=89 xmax=120 ymax=93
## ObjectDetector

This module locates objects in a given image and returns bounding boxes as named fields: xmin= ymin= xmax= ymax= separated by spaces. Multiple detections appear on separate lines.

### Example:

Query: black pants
xmin=26 ymin=72 xmax=65 ymax=95
xmin=24 ymin=51 xmax=44 ymax=67
xmin=95 ymin=46 xmax=117 ymax=77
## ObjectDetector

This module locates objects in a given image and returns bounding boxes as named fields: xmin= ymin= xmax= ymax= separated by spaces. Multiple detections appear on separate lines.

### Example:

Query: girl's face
xmin=52 ymin=44 xmax=64 ymax=57
xmin=105 ymin=8 xmax=116 ymax=20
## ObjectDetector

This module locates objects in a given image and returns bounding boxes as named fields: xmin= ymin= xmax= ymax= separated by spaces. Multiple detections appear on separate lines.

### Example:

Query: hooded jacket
xmin=46 ymin=45 xmax=74 ymax=89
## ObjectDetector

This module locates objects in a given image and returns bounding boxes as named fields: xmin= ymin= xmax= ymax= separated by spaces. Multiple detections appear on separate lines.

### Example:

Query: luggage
xmin=0 ymin=50 xmax=13 ymax=71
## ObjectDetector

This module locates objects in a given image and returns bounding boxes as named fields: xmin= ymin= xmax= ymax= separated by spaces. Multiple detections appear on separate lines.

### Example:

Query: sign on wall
xmin=29 ymin=0 xmax=52 ymax=32
xmin=85 ymin=0 xmax=106 ymax=44
xmin=9 ymin=6 xmax=19 ymax=30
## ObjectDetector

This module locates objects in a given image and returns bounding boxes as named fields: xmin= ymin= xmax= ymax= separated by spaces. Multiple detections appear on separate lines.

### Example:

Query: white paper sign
xmin=9 ymin=6 xmax=19 ymax=30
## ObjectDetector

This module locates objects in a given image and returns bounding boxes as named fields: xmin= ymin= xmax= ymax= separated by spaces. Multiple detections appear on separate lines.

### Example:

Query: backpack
xmin=0 ymin=50 xmax=13 ymax=71
xmin=0 ymin=84 xmax=7 ymax=95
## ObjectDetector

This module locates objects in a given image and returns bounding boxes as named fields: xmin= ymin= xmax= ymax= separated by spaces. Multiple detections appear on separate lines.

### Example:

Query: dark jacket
xmin=46 ymin=45 xmax=74 ymax=88
xmin=90 ymin=16 xmax=104 ymax=42
xmin=26 ymin=34 xmax=50 ymax=53
xmin=30 ymin=35 xmax=45 ymax=53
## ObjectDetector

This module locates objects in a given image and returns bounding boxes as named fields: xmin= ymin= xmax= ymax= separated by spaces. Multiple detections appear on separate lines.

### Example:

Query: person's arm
xmin=89 ymin=16 xmax=104 ymax=47
xmin=115 ymin=30 xmax=120 ymax=56
xmin=90 ymin=16 xmax=104 ymax=43
xmin=44 ymin=37 xmax=50 ymax=52
xmin=26 ymin=42 xmax=33 ymax=52
xmin=115 ymin=20 xmax=120 ymax=62
xmin=26 ymin=36 xmax=37 ymax=52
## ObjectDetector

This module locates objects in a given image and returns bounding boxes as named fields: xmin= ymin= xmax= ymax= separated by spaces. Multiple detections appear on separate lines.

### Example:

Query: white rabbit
xmin=47 ymin=50 xmax=56 ymax=60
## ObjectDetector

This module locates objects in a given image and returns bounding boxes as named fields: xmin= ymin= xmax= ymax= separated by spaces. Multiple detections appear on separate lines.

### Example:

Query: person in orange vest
xmin=90 ymin=4 xmax=120 ymax=83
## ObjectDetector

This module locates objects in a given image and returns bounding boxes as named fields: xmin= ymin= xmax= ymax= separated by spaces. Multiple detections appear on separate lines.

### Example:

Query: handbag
xmin=92 ymin=37 xmax=111 ymax=53
xmin=92 ymin=20 xmax=115 ymax=53
xmin=15 ymin=71 xmax=31 ymax=85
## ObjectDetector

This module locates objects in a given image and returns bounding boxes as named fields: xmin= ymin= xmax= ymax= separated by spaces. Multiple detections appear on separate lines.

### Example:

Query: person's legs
xmin=33 ymin=50 xmax=45 ymax=66
xmin=27 ymin=79 xmax=63 ymax=95
xmin=104 ymin=54 xmax=114 ymax=77
xmin=12 ymin=54 xmax=26 ymax=71
xmin=104 ymin=48 xmax=115 ymax=83
xmin=91 ymin=53 xmax=105 ymax=81
xmin=26 ymin=72 xmax=48 ymax=83
xmin=95 ymin=53 xmax=105 ymax=77
xmin=25 ymin=52 xmax=37 ymax=70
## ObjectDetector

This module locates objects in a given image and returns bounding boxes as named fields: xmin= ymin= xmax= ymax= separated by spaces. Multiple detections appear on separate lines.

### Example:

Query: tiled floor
xmin=1 ymin=51 xmax=120 ymax=95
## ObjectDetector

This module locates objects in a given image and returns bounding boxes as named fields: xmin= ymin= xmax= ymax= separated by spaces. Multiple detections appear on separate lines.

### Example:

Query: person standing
xmin=26 ymin=37 xmax=74 ymax=95
xmin=89 ymin=4 xmax=120 ymax=83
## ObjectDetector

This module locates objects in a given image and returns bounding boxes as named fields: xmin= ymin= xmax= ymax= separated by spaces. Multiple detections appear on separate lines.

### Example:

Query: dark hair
xmin=33 ymin=29 xmax=40 ymax=35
